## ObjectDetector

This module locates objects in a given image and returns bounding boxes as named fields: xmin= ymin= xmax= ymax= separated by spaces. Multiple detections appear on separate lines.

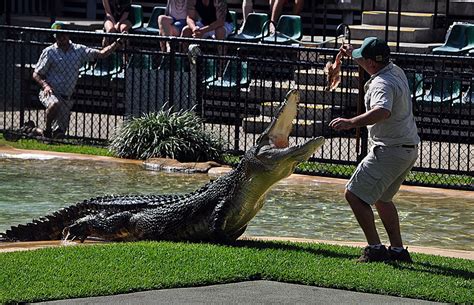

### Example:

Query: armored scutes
xmin=1 ymin=90 xmax=325 ymax=243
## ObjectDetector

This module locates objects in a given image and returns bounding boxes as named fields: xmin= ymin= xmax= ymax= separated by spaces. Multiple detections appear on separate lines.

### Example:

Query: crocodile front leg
xmin=63 ymin=211 xmax=136 ymax=242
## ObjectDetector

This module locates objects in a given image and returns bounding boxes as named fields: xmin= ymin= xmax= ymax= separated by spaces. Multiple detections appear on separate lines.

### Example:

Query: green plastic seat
xmin=228 ymin=13 xmax=269 ymax=42
xmin=203 ymin=58 xmax=218 ymax=83
xmin=81 ymin=53 xmax=123 ymax=79
xmin=262 ymin=15 xmax=302 ymax=44
xmin=432 ymin=23 xmax=470 ymax=55
xmin=134 ymin=6 xmax=166 ymax=34
xmin=207 ymin=60 xmax=249 ymax=90
xmin=229 ymin=11 xmax=238 ymax=35
xmin=127 ymin=54 xmax=157 ymax=70
xmin=130 ymin=4 xmax=143 ymax=31
xmin=417 ymin=75 xmax=462 ymax=105
xmin=460 ymin=25 xmax=474 ymax=53
xmin=406 ymin=71 xmax=424 ymax=99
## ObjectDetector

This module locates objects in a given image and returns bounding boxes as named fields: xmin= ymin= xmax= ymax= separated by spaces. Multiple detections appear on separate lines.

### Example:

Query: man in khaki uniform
xmin=329 ymin=37 xmax=420 ymax=263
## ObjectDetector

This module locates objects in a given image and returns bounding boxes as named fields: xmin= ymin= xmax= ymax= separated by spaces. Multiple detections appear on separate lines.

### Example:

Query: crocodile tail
xmin=0 ymin=204 xmax=83 ymax=242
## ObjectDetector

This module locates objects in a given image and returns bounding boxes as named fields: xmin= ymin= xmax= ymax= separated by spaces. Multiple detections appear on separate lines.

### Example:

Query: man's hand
xmin=328 ymin=117 xmax=354 ymax=131
xmin=192 ymin=27 xmax=203 ymax=38
xmin=339 ymin=44 xmax=354 ymax=58
xmin=42 ymin=84 xmax=53 ymax=97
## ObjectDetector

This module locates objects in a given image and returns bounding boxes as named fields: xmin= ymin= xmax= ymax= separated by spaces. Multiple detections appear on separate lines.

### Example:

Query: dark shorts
xmin=173 ymin=18 xmax=186 ymax=32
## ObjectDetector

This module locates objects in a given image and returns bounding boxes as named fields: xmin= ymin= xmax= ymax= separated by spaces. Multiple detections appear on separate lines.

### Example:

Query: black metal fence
xmin=0 ymin=26 xmax=472 ymax=190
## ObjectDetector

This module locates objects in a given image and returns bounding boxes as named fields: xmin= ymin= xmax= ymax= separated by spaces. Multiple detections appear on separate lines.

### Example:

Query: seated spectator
xmin=181 ymin=0 xmax=234 ymax=40
xmin=270 ymin=0 xmax=304 ymax=27
xmin=102 ymin=0 xmax=132 ymax=46
xmin=158 ymin=0 xmax=188 ymax=52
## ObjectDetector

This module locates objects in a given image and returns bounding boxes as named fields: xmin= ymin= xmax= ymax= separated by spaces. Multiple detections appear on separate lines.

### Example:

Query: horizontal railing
xmin=0 ymin=26 xmax=472 ymax=189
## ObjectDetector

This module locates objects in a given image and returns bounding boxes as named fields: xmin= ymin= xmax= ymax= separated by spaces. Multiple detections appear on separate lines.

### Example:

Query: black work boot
xmin=388 ymin=246 xmax=413 ymax=263
xmin=357 ymin=245 xmax=389 ymax=263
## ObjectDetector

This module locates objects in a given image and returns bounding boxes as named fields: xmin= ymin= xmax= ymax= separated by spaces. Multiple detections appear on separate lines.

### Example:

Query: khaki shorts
xmin=39 ymin=91 xmax=73 ymax=132
xmin=346 ymin=145 xmax=418 ymax=205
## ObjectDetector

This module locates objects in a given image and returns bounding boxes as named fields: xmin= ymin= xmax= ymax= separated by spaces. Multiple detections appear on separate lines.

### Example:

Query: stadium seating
xmin=228 ymin=13 xmax=269 ymax=42
xmin=207 ymin=60 xmax=249 ymax=90
xmin=417 ymin=74 xmax=462 ymax=104
xmin=133 ymin=6 xmax=166 ymax=35
xmin=432 ymin=23 xmax=474 ymax=55
xmin=262 ymin=15 xmax=302 ymax=44
xmin=130 ymin=4 xmax=143 ymax=32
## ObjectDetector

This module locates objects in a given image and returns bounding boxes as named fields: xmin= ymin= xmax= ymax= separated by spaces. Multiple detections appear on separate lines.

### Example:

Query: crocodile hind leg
xmin=63 ymin=211 xmax=136 ymax=242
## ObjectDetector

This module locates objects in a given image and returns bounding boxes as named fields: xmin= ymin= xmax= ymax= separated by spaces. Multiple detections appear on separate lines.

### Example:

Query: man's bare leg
xmin=375 ymin=200 xmax=403 ymax=248
xmin=345 ymin=189 xmax=382 ymax=245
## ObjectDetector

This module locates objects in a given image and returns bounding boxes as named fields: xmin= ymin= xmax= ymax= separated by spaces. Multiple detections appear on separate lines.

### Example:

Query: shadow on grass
xmin=229 ymin=239 xmax=474 ymax=281
xmin=388 ymin=260 xmax=474 ymax=281
xmin=232 ymin=239 xmax=355 ymax=260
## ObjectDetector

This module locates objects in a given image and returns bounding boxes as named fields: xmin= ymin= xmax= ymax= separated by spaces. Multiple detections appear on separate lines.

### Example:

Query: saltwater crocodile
xmin=1 ymin=90 xmax=325 ymax=243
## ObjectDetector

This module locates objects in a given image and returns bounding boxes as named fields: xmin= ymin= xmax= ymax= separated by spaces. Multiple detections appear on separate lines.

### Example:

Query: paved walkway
xmin=35 ymin=281 xmax=445 ymax=305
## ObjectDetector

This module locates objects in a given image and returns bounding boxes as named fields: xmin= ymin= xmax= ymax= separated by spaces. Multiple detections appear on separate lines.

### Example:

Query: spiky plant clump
xmin=109 ymin=109 xmax=223 ymax=162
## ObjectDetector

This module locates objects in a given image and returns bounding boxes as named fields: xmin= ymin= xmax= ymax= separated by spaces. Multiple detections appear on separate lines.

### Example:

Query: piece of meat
xmin=324 ymin=50 xmax=343 ymax=91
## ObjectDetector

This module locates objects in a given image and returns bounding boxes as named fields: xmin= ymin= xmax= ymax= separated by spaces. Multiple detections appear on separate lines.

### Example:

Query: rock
xmin=144 ymin=158 xmax=222 ymax=173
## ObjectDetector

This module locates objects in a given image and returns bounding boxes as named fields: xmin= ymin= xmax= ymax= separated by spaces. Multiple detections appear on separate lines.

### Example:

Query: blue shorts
xmin=173 ymin=18 xmax=186 ymax=32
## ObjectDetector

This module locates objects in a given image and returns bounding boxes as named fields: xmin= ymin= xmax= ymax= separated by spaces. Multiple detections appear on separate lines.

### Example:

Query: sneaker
xmin=357 ymin=245 xmax=389 ymax=263
xmin=388 ymin=247 xmax=413 ymax=263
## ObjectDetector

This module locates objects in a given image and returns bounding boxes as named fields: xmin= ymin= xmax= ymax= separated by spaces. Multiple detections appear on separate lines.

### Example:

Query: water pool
xmin=1 ymin=158 xmax=472 ymax=251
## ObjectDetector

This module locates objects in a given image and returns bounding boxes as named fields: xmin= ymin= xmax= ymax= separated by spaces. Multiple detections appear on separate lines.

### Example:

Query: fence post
xmin=396 ymin=0 xmax=402 ymax=51
xmin=168 ymin=38 xmax=176 ymax=109
xmin=385 ymin=0 xmax=390 ymax=42
xmin=323 ymin=0 xmax=327 ymax=41
xmin=5 ymin=0 xmax=11 ymax=25
xmin=19 ymin=31 xmax=26 ymax=127
xmin=356 ymin=65 xmax=368 ymax=162
xmin=311 ymin=0 xmax=315 ymax=42
xmin=234 ymin=48 xmax=243 ymax=152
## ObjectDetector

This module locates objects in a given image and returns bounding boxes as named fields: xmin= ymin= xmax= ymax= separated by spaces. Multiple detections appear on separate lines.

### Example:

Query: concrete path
xmin=35 ymin=281 xmax=445 ymax=305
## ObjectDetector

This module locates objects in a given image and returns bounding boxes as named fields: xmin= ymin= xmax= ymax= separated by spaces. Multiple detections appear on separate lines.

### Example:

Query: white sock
xmin=368 ymin=243 xmax=383 ymax=249
xmin=390 ymin=246 xmax=404 ymax=253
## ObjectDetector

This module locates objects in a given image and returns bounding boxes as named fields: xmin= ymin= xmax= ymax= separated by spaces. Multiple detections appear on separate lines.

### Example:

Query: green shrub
xmin=109 ymin=109 xmax=223 ymax=161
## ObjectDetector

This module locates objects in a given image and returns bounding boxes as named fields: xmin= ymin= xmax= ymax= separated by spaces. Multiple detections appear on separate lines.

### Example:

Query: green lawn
xmin=0 ymin=135 xmax=113 ymax=156
xmin=0 ymin=240 xmax=473 ymax=304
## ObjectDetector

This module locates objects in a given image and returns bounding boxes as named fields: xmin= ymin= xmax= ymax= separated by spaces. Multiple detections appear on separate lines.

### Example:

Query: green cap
xmin=51 ymin=21 xmax=66 ymax=30
xmin=352 ymin=37 xmax=390 ymax=62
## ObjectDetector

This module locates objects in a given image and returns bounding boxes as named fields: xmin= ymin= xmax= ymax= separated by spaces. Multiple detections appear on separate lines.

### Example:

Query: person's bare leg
xmin=159 ymin=16 xmax=179 ymax=52
xmin=119 ymin=20 xmax=131 ymax=33
xmin=375 ymin=200 xmax=403 ymax=248
xmin=271 ymin=0 xmax=284 ymax=23
xmin=293 ymin=0 xmax=304 ymax=15
xmin=242 ymin=0 xmax=254 ymax=22
xmin=45 ymin=102 xmax=59 ymax=134
xmin=345 ymin=189 xmax=381 ymax=245
xmin=103 ymin=18 xmax=117 ymax=46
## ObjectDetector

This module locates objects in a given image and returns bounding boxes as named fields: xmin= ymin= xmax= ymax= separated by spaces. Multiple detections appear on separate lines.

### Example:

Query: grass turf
xmin=0 ymin=240 xmax=473 ymax=304
xmin=0 ymin=135 xmax=113 ymax=157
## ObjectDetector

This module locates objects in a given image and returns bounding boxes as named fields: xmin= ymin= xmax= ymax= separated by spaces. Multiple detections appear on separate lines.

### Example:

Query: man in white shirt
xmin=33 ymin=22 xmax=123 ymax=138
xmin=329 ymin=37 xmax=420 ymax=263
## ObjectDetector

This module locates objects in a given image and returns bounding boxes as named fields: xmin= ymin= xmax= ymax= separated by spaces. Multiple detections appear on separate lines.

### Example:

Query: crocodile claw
xmin=62 ymin=222 xmax=89 ymax=243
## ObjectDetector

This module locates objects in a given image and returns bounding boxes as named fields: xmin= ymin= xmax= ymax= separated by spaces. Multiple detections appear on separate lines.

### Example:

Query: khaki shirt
xmin=364 ymin=63 xmax=420 ymax=147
